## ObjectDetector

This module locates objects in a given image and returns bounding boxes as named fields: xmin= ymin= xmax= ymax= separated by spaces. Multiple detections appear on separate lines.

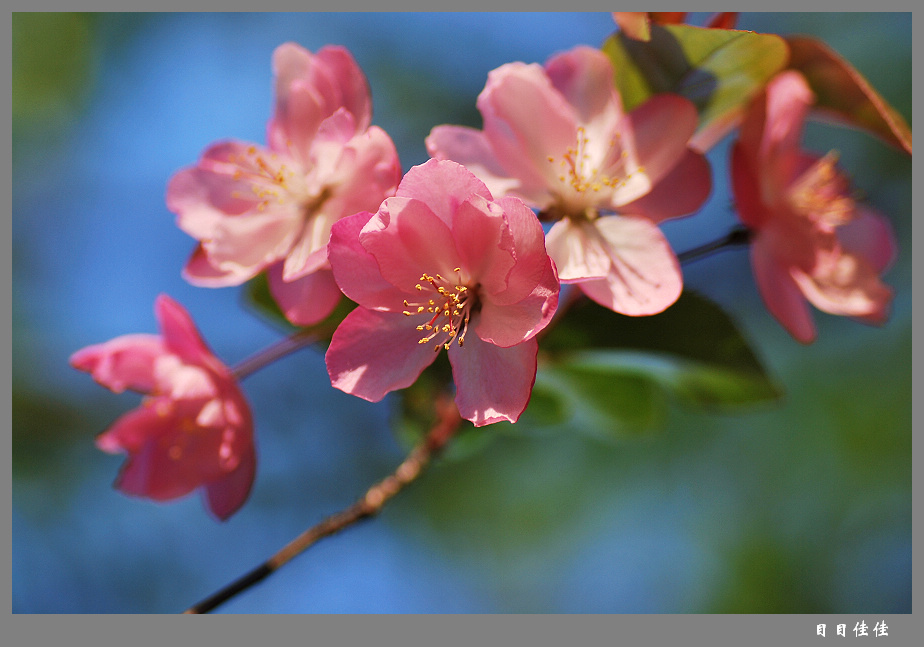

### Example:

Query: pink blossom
xmin=731 ymin=71 xmax=897 ymax=343
xmin=427 ymin=45 xmax=711 ymax=316
xmin=325 ymin=159 xmax=559 ymax=427
xmin=69 ymin=295 xmax=255 ymax=520
xmin=167 ymin=43 xmax=401 ymax=325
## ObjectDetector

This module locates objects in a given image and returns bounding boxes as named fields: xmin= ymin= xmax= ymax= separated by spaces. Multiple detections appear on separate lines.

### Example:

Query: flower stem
xmin=231 ymin=329 xmax=318 ymax=380
xmin=677 ymin=226 xmax=752 ymax=265
xmin=182 ymin=395 xmax=463 ymax=614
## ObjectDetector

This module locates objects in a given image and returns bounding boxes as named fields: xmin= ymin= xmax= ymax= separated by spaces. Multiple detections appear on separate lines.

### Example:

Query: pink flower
xmin=167 ymin=43 xmax=401 ymax=325
xmin=69 ymin=295 xmax=255 ymax=520
xmin=325 ymin=159 xmax=560 ymax=427
xmin=427 ymin=45 xmax=711 ymax=316
xmin=731 ymin=71 xmax=897 ymax=343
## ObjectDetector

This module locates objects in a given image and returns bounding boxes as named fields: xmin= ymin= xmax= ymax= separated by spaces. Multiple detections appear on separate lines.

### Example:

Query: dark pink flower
xmin=325 ymin=160 xmax=559 ymax=426
xmin=167 ymin=43 xmax=401 ymax=325
xmin=70 ymin=295 xmax=255 ymax=520
xmin=731 ymin=71 xmax=897 ymax=343
xmin=427 ymin=46 xmax=711 ymax=316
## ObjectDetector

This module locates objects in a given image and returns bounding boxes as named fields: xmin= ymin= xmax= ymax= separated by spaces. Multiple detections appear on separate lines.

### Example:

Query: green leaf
xmin=602 ymin=24 xmax=789 ymax=150
xmin=529 ymin=291 xmax=782 ymax=435
xmin=786 ymin=35 xmax=912 ymax=154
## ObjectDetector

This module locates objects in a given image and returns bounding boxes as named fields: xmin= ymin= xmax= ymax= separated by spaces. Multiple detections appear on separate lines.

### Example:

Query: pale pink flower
xmin=325 ymin=159 xmax=559 ymax=427
xmin=167 ymin=43 xmax=401 ymax=325
xmin=731 ymin=71 xmax=897 ymax=343
xmin=427 ymin=45 xmax=711 ymax=316
xmin=70 ymin=295 xmax=255 ymax=520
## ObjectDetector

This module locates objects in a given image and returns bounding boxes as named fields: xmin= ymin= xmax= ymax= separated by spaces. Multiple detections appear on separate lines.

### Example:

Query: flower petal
xmin=360 ymin=196 xmax=461 ymax=292
xmin=610 ymin=94 xmax=699 ymax=206
xmin=576 ymin=216 xmax=683 ymax=316
xmin=155 ymin=294 xmax=215 ymax=368
xmin=451 ymin=194 xmax=514 ymax=297
xmin=475 ymin=259 xmax=559 ymax=347
xmin=328 ymin=212 xmax=409 ymax=310
xmin=204 ymin=440 xmax=256 ymax=521
xmin=793 ymin=249 xmax=893 ymax=322
xmin=395 ymin=159 xmax=493 ymax=227
xmin=751 ymin=238 xmax=816 ymax=343
xmin=426 ymin=125 xmax=522 ymax=199
xmin=837 ymin=205 xmax=897 ymax=274
xmin=618 ymin=149 xmax=711 ymax=223
xmin=267 ymin=264 xmax=343 ymax=326
xmin=182 ymin=245 xmax=257 ymax=287
xmin=738 ymin=70 xmax=815 ymax=192
xmin=478 ymin=62 xmax=580 ymax=205
xmin=544 ymin=46 xmax=623 ymax=134
xmin=69 ymin=334 xmax=165 ymax=394
xmin=448 ymin=335 xmax=538 ymax=426
xmin=326 ymin=308 xmax=439 ymax=402
xmin=545 ymin=218 xmax=612 ymax=282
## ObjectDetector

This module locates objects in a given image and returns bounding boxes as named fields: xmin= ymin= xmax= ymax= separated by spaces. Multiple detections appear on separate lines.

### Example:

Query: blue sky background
xmin=12 ymin=13 xmax=912 ymax=613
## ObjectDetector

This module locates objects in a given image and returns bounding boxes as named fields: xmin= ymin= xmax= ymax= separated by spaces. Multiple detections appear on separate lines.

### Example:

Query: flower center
xmin=402 ymin=268 xmax=475 ymax=351
xmin=787 ymin=151 xmax=855 ymax=227
xmin=546 ymin=127 xmax=643 ymax=210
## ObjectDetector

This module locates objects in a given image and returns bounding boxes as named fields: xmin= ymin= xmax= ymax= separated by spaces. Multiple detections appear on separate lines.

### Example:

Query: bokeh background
xmin=12 ymin=12 xmax=911 ymax=613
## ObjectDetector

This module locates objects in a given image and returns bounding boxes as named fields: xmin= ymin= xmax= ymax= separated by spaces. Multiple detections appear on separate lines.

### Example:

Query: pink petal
xmin=475 ymin=259 xmax=559 ymax=347
xmin=197 ymin=202 xmax=302 ymax=281
xmin=268 ymin=78 xmax=327 ymax=162
xmin=425 ymin=125 xmax=522 ymax=199
xmin=448 ymin=335 xmax=538 ymax=426
xmin=320 ymin=125 xmax=401 ymax=219
xmin=326 ymin=308 xmax=439 ymax=402
xmin=730 ymin=141 xmax=771 ymax=229
xmin=328 ymin=211 xmax=409 ymax=310
xmin=167 ymin=142 xmax=272 ymax=229
xmin=155 ymin=294 xmax=214 ymax=368
xmin=738 ymin=71 xmax=815 ymax=192
xmin=792 ymin=249 xmax=893 ymax=321
xmin=95 ymin=399 xmax=168 ymax=455
xmin=619 ymin=149 xmax=712 ymax=223
xmin=183 ymin=245 xmax=256 ymax=287
xmin=360 ymin=196 xmax=461 ymax=292
xmin=837 ymin=205 xmax=897 ymax=274
xmin=204 ymin=440 xmax=256 ymax=521
xmin=545 ymin=218 xmax=613 ymax=282
xmin=70 ymin=334 xmax=164 ymax=394
xmin=491 ymin=196 xmax=555 ymax=305
xmin=478 ymin=62 xmax=580 ymax=205
xmin=395 ymin=159 xmax=493 ymax=227
xmin=315 ymin=46 xmax=373 ymax=131
xmin=267 ymin=264 xmax=343 ymax=326
xmin=544 ymin=46 xmax=623 ymax=133
xmin=576 ymin=216 xmax=683 ymax=316
xmin=751 ymin=238 xmax=816 ymax=343
xmin=451 ymin=194 xmax=515 ymax=297
xmin=612 ymin=94 xmax=699 ymax=206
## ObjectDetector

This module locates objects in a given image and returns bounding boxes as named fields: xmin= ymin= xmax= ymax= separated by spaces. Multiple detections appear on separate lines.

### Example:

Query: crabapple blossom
xmin=325 ymin=159 xmax=559 ymax=427
xmin=70 ymin=295 xmax=255 ymax=520
xmin=167 ymin=42 xmax=401 ymax=325
xmin=731 ymin=70 xmax=896 ymax=343
xmin=427 ymin=45 xmax=711 ymax=316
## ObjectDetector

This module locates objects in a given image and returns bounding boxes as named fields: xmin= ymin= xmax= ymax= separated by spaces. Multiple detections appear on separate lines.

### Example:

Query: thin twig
xmin=183 ymin=395 xmax=463 ymax=614
xmin=677 ymin=226 xmax=752 ymax=265
xmin=232 ymin=329 xmax=318 ymax=380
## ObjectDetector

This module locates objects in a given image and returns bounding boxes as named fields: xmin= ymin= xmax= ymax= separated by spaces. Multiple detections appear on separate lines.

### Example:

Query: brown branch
xmin=183 ymin=394 xmax=463 ymax=614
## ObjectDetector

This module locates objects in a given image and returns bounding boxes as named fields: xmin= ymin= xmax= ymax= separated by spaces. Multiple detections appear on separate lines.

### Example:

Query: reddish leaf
xmin=787 ymin=35 xmax=911 ymax=154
